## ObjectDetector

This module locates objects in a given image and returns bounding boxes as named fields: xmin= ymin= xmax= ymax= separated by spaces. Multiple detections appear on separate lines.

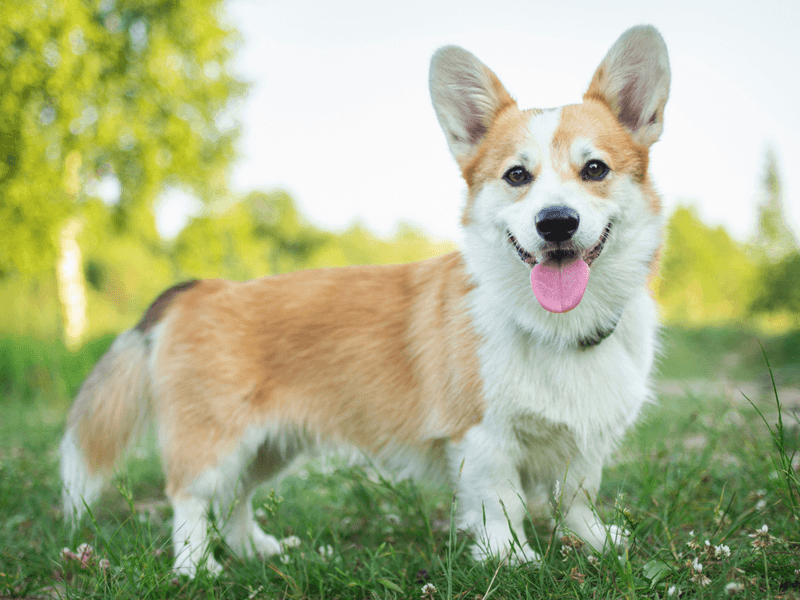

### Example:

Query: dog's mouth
xmin=506 ymin=223 xmax=612 ymax=313
xmin=506 ymin=223 xmax=612 ymax=268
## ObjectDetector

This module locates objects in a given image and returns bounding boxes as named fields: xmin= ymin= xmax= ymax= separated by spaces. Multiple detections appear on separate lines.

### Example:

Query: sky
xmin=161 ymin=0 xmax=800 ymax=245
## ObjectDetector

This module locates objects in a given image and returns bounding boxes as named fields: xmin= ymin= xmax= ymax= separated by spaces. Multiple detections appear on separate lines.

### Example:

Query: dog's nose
xmin=535 ymin=206 xmax=580 ymax=242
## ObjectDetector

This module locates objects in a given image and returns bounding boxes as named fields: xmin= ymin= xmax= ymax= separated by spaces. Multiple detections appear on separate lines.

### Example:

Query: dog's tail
xmin=60 ymin=280 xmax=199 ymax=526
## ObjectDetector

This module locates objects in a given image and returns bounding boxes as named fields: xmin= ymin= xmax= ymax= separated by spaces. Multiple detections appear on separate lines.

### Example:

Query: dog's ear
xmin=429 ymin=46 xmax=516 ymax=166
xmin=584 ymin=26 xmax=670 ymax=147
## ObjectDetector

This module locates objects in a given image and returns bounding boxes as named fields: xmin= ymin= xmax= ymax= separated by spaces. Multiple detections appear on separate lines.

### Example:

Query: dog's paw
xmin=173 ymin=553 xmax=223 ymax=578
xmin=249 ymin=527 xmax=282 ymax=557
xmin=470 ymin=539 xmax=542 ymax=565
xmin=566 ymin=520 xmax=629 ymax=553
xmin=225 ymin=523 xmax=282 ymax=558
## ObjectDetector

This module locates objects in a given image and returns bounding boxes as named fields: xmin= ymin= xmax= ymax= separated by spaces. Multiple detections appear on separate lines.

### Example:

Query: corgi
xmin=60 ymin=25 xmax=670 ymax=577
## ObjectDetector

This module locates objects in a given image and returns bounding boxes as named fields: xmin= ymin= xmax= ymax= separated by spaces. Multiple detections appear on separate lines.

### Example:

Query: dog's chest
xmin=475 ymin=313 xmax=653 ymax=451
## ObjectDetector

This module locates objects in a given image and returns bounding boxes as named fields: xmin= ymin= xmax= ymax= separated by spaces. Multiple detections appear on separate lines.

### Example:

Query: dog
xmin=60 ymin=25 xmax=670 ymax=576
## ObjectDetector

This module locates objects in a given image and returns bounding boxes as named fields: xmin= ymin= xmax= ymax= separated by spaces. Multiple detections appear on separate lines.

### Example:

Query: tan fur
xmin=69 ymin=331 xmax=151 ymax=473
xmin=553 ymin=102 xmax=649 ymax=188
xmin=152 ymin=252 xmax=484 ymax=495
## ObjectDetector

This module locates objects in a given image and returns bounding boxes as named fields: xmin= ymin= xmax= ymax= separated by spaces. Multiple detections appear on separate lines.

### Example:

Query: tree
xmin=0 ymin=0 xmax=245 ymax=343
xmin=657 ymin=205 xmax=756 ymax=323
xmin=748 ymin=147 xmax=800 ymax=326
xmin=750 ymin=253 xmax=800 ymax=324
xmin=752 ymin=146 xmax=798 ymax=262
xmin=0 ymin=0 xmax=244 ymax=272
xmin=172 ymin=190 xmax=331 ymax=281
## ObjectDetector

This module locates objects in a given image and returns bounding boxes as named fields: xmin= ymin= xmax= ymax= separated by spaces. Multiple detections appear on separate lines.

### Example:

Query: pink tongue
xmin=530 ymin=259 xmax=590 ymax=313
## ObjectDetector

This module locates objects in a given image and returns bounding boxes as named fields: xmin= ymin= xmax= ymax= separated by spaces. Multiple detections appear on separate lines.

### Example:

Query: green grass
xmin=0 ymin=329 xmax=799 ymax=598
xmin=658 ymin=325 xmax=800 ymax=381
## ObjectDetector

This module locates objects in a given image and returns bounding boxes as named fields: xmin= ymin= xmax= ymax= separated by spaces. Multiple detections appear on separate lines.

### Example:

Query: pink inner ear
xmin=583 ymin=26 xmax=670 ymax=145
xmin=618 ymin=75 xmax=647 ymax=131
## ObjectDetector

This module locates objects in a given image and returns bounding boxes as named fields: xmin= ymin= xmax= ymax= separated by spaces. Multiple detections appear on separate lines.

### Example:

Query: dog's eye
xmin=503 ymin=166 xmax=532 ymax=186
xmin=581 ymin=160 xmax=610 ymax=181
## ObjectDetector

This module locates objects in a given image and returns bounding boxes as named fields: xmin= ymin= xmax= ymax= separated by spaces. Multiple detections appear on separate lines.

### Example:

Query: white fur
xmin=454 ymin=101 xmax=662 ymax=554
xmin=60 ymin=429 xmax=105 ymax=526
xmin=172 ymin=497 xmax=223 ymax=577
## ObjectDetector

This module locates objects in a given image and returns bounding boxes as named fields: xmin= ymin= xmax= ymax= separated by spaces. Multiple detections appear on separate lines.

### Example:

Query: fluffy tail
xmin=60 ymin=328 xmax=153 ymax=526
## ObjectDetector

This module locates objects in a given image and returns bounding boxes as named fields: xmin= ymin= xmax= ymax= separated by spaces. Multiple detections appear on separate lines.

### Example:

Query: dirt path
xmin=657 ymin=378 xmax=800 ymax=409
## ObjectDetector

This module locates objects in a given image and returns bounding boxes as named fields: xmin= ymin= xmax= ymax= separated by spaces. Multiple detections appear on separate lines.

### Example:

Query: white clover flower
xmin=667 ymin=585 xmax=678 ymax=596
xmin=690 ymin=558 xmax=710 ymax=586
xmin=749 ymin=524 xmax=775 ymax=550
xmin=318 ymin=544 xmax=334 ymax=559
xmin=421 ymin=583 xmax=437 ymax=598
xmin=713 ymin=544 xmax=731 ymax=559
xmin=725 ymin=581 xmax=743 ymax=594
xmin=98 ymin=558 xmax=110 ymax=571
xmin=692 ymin=557 xmax=703 ymax=573
xmin=280 ymin=535 xmax=302 ymax=550
xmin=280 ymin=554 xmax=291 ymax=564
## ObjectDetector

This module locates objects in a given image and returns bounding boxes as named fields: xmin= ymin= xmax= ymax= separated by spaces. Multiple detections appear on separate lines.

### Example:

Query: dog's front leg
xmin=556 ymin=454 xmax=627 ymax=552
xmin=450 ymin=427 xmax=539 ymax=563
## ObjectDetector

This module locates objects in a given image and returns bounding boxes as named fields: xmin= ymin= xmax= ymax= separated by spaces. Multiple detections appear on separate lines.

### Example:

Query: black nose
xmin=535 ymin=206 xmax=580 ymax=242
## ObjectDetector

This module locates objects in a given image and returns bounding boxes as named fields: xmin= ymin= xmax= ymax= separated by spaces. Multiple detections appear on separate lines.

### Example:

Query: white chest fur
xmin=469 ymin=284 xmax=658 ymax=463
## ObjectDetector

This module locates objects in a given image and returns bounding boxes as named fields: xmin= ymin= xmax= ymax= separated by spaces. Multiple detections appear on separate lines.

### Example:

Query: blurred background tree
xmin=0 ymin=0 xmax=244 ymax=344
xmin=656 ymin=204 xmax=757 ymax=324
xmin=751 ymin=146 xmax=798 ymax=262
xmin=748 ymin=147 xmax=800 ymax=327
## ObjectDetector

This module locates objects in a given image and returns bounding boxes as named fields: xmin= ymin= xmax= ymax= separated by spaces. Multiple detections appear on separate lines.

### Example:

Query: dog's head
xmin=430 ymin=26 xmax=670 ymax=343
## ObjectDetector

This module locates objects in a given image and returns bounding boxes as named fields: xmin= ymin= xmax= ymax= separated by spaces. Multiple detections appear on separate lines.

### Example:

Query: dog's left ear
xmin=585 ymin=26 xmax=670 ymax=147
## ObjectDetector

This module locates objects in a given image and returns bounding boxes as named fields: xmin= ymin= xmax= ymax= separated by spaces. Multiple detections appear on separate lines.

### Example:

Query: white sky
xmin=161 ymin=0 xmax=800 ymax=244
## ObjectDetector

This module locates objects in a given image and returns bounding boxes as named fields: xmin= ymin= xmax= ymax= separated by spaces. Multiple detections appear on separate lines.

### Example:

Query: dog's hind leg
xmin=219 ymin=440 xmax=295 ymax=559
xmin=162 ymin=423 xmax=258 ymax=576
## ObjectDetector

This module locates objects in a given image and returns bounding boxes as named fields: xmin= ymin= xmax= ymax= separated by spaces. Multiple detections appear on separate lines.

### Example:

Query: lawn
xmin=0 ymin=327 xmax=798 ymax=599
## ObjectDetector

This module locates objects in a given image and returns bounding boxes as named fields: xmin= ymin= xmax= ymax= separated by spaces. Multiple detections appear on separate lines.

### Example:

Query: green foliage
xmin=751 ymin=251 xmax=800 ymax=321
xmin=657 ymin=205 xmax=757 ymax=324
xmin=0 ymin=0 xmax=245 ymax=274
xmin=173 ymin=190 xmax=457 ymax=282
xmin=752 ymin=147 xmax=798 ymax=262
xmin=77 ymin=198 xmax=175 ymax=329
xmin=0 ymin=332 xmax=113 ymax=402
xmin=172 ymin=190 xmax=331 ymax=281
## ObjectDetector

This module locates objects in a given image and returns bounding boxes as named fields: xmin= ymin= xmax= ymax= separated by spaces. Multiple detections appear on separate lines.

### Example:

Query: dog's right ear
xmin=429 ymin=46 xmax=516 ymax=168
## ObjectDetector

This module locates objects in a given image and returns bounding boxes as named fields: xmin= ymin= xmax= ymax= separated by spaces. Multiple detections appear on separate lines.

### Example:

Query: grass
xmin=0 ymin=328 xmax=798 ymax=599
